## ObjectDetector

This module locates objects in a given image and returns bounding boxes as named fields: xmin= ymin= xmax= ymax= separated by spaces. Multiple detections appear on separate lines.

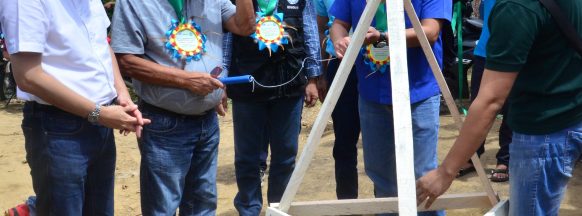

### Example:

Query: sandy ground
xmin=1 ymin=101 xmax=581 ymax=216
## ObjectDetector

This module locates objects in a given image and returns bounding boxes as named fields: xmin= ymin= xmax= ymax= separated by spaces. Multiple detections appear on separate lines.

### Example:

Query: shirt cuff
xmin=306 ymin=66 xmax=322 ymax=78
xmin=485 ymin=60 xmax=523 ymax=73
xmin=11 ymin=41 xmax=44 ymax=54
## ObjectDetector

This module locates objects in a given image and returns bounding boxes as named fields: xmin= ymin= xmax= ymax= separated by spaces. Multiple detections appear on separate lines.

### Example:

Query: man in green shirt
xmin=416 ymin=0 xmax=582 ymax=215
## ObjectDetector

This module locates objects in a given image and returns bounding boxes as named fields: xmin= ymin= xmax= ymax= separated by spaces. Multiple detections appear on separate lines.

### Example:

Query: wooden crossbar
xmin=269 ymin=192 xmax=491 ymax=216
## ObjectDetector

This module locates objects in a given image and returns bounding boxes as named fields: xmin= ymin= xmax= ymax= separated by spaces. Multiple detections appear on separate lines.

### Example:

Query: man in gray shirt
xmin=110 ymin=0 xmax=254 ymax=215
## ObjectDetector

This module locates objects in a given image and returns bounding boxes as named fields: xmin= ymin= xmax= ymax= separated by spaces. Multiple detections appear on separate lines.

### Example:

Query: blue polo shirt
xmin=473 ymin=0 xmax=495 ymax=58
xmin=330 ymin=0 xmax=451 ymax=105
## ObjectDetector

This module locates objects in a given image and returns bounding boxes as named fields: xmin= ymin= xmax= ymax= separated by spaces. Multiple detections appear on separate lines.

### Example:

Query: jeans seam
xmin=529 ymin=142 xmax=546 ymax=215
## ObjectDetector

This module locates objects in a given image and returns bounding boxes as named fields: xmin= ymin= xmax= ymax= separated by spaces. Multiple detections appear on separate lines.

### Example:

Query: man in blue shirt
xmin=470 ymin=0 xmax=511 ymax=182
xmin=330 ymin=0 xmax=451 ymax=215
xmin=314 ymin=0 xmax=361 ymax=200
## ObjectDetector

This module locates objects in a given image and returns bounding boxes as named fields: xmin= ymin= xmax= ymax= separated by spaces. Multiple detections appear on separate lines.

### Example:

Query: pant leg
xmin=179 ymin=113 xmax=220 ymax=216
xmin=139 ymin=107 xmax=197 ymax=216
xmin=358 ymin=97 xmax=398 ymax=199
xmin=232 ymin=101 xmax=269 ymax=216
xmin=327 ymin=59 xmax=360 ymax=199
xmin=496 ymin=105 xmax=512 ymax=166
xmin=83 ymin=127 xmax=116 ymax=216
xmin=266 ymin=97 xmax=303 ymax=204
xmin=509 ymin=121 xmax=582 ymax=216
xmin=471 ymin=56 xmax=486 ymax=157
xmin=410 ymin=95 xmax=443 ymax=216
xmin=22 ymin=103 xmax=115 ymax=216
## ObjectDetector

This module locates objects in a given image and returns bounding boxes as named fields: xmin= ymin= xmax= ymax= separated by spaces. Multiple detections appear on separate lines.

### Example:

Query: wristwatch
xmin=87 ymin=104 xmax=101 ymax=125
xmin=375 ymin=31 xmax=388 ymax=48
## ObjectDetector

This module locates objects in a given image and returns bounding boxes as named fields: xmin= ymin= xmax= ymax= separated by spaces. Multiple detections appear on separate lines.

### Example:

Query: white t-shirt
xmin=0 ymin=0 xmax=117 ymax=105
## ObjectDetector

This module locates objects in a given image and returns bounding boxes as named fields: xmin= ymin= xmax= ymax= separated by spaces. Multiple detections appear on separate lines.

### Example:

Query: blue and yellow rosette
xmin=165 ymin=19 xmax=207 ymax=62
xmin=361 ymin=44 xmax=390 ymax=73
xmin=251 ymin=12 xmax=288 ymax=55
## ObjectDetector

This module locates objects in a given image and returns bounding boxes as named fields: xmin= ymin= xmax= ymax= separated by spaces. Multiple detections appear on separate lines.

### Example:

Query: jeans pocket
xmin=41 ymin=113 xmax=85 ymax=136
xmin=142 ymin=112 xmax=178 ymax=133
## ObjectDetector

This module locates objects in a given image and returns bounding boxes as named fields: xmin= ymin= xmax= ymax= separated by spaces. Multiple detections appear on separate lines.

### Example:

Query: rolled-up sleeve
xmin=110 ymin=0 xmax=146 ymax=54
xmin=302 ymin=0 xmax=322 ymax=78
xmin=1 ymin=0 xmax=48 ymax=54
xmin=221 ymin=0 xmax=237 ymax=24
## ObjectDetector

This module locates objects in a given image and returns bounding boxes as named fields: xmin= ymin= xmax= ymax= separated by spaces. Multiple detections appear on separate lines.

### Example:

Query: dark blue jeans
xmin=471 ymin=56 xmax=511 ymax=165
xmin=138 ymin=102 xmax=219 ymax=216
xmin=22 ymin=102 xmax=116 ymax=216
xmin=232 ymin=97 xmax=303 ymax=216
xmin=326 ymin=59 xmax=360 ymax=199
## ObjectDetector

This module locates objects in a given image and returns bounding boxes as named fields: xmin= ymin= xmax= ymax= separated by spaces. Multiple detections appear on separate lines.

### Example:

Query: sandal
xmin=456 ymin=165 xmax=476 ymax=178
xmin=4 ymin=203 xmax=29 ymax=216
xmin=490 ymin=168 xmax=509 ymax=182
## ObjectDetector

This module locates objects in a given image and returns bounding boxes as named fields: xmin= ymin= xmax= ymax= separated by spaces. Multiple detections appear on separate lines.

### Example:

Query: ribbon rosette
xmin=251 ymin=12 xmax=288 ymax=55
xmin=361 ymin=44 xmax=390 ymax=74
xmin=165 ymin=19 xmax=207 ymax=62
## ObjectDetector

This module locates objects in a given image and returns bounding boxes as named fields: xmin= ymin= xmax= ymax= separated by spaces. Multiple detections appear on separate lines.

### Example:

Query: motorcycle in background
xmin=441 ymin=0 xmax=483 ymax=113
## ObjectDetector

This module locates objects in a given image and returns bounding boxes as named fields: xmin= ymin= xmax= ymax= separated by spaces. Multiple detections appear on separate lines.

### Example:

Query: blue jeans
xmin=232 ymin=97 xmax=303 ymax=216
xmin=359 ymin=95 xmax=444 ymax=216
xmin=22 ymin=102 xmax=116 ymax=216
xmin=509 ymin=121 xmax=582 ymax=216
xmin=327 ymin=59 xmax=361 ymax=199
xmin=139 ymin=102 xmax=220 ymax=216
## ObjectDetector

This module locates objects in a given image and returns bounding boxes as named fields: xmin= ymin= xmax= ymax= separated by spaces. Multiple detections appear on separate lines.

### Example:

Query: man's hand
xmin=304 ymin=78 xmax=318 ymax=107
xmin=216 ymin=91 xmax=228 ymax=116
xmin=334 ymin=37 xmax=351 ymax=59
xmin=98 ymin=105 xmax=143 ymax=132
xmin=116 ymin=94 xmax=151 ymax=138
xmin=415 ymin=166 xmax=457 ymax=209
xmin=317 ymin=76 xmax=328 ymax=103
xmin=183 ymin=72 xmax=225 ymax=96
xmin=364 ymin=27 xmax=381 ymax=45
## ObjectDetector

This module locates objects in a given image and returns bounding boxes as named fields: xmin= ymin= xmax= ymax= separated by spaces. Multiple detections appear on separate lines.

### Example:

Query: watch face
xmin=374 ymin=41 xmax=387 ymax=48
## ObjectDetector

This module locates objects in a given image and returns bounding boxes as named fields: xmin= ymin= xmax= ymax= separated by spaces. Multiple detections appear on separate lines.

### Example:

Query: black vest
xmin=228 ymin=0 xmax=307 ymax=102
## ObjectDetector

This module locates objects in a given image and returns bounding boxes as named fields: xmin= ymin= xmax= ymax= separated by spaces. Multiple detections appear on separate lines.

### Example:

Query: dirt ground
xmin=1 ymin=101 xmax=581 ymax=216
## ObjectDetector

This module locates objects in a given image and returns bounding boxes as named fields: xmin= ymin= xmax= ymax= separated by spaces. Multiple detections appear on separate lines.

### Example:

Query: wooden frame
xmin=269 ymin=0 xmax=507 ymax=215
xmin=268 ymin=193 xmax=491 ymax=216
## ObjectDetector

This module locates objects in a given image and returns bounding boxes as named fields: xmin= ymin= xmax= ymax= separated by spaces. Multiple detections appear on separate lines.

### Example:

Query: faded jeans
xmin=509 ymin=121 xmax=582 ymax=216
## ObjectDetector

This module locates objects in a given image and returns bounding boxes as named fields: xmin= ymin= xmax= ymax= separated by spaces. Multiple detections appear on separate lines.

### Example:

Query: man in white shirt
xmin=0 ymin=0 xmax=149 ymax=215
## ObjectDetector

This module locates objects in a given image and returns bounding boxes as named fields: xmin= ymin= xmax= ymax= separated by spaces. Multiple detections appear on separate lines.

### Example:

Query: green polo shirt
xmin=485 ymin=0 xmax=582 ymax=134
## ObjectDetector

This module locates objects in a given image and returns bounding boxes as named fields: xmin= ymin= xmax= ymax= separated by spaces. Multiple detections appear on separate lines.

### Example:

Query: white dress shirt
xmin=0 ymin=0 xmax=117 ymax=105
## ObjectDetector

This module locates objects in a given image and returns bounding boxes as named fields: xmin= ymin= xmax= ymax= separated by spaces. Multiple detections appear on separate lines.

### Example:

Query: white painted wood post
xmin=384 ymin=0 xmax=418 ymax=214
